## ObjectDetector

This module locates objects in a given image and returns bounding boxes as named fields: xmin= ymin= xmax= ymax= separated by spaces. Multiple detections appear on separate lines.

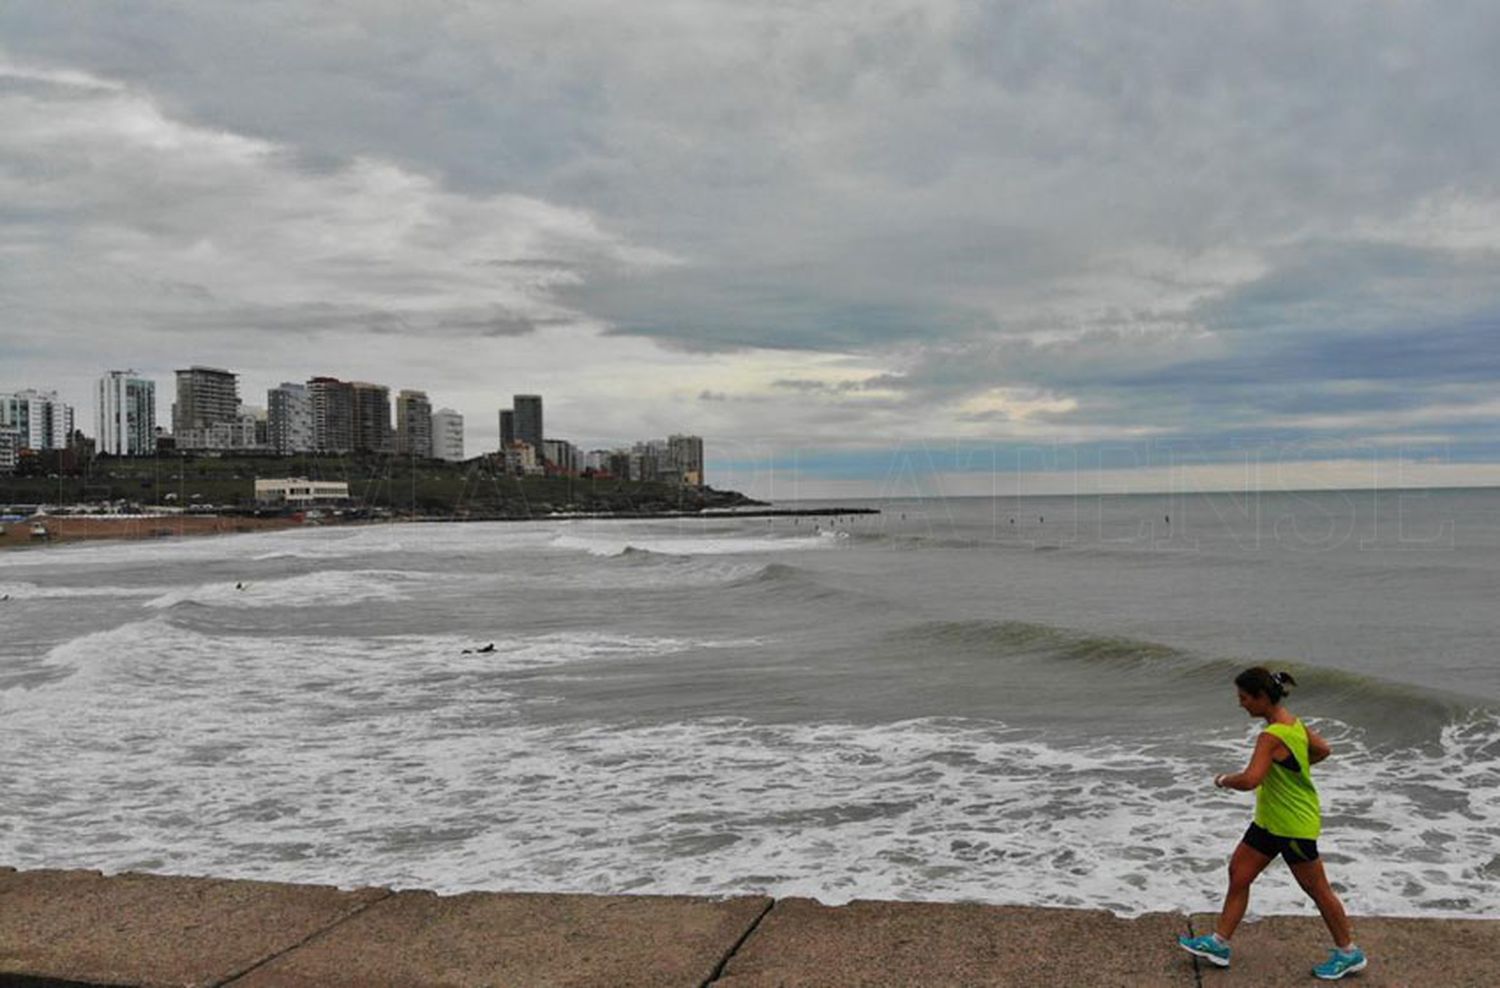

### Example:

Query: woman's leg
xmin=1216 ymin=841 xmax=1274 ymax=940
xmin=1288 ymin=858 xmax=1354 ymax=949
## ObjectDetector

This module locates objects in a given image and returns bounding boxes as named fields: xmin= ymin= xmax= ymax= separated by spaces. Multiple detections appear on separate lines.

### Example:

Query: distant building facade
xmin=513 ymin=394 xmax=543 ymax=453
xmin=503 ymin=440 xmax=541 ymax=476
xmin=268 ymin=382 xmax=314 ymax=454
xmin=0 ymin=389 xmax=73 ymax=451
xmin=95 ymin=371 xmax=156 ymax=455
xmin=173 ymin=367 xmax=239 ymax=448
xmin=0 ymin=429 xmax=17 ymax=475
xmin=351 ymin=382 xmax=392 ymax=454
xmin=253 ymin=477 xmax=351 ymax=505
xmin=395 ymin=390 xmax=433 ymax=458
xmin=584 ymin=449 xmax=612 ymax=475
xmin=308 ymin=377 xmax=354 ymax=453
xmin=498 ymin=408 xmax=515 ymax=449
xmin=233 ymin=404 xmax=269 ymax=450
xmin=431 ymin=408 xmax=464 ymax=462
xmin=668 ymin=434 xmax=705 ymax=486
xmin=630 ymin=444 xmax=660 ymax=482
xmin=542 ymin=438 xmax=582 ymax=475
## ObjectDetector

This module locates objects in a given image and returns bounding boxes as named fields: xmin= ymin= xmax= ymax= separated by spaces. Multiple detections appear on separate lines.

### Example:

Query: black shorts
xmin=1243 ymin=822 xmax=1320 ymax=864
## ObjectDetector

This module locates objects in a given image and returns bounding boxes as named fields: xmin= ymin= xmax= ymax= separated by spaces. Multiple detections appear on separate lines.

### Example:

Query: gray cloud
xmin=3 ymin=2 xmax=1500 ymax=475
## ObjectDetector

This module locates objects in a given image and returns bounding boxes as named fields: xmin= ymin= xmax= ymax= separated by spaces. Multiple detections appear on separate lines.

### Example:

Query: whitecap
xmin=548 ymin=532 xmax=833 ymax=557
xmin=142 ymin=569 xmax=452 ymax=610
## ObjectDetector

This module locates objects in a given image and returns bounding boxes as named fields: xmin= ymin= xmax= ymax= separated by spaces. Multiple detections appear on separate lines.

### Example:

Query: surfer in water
xmin=1178 ymin=667 xmax=1367 ymax=980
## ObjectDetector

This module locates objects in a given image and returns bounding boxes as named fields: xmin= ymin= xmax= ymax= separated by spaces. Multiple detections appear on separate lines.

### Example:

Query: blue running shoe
xmin=1313 ymin=946 xmax=1367 ymax=980
xmin=1178 ymin=933 xmax=1231 ymax=968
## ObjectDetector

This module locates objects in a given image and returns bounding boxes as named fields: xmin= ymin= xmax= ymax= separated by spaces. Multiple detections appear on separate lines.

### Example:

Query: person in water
xmin=1178 ymin=667 xmax=1367 ymax=980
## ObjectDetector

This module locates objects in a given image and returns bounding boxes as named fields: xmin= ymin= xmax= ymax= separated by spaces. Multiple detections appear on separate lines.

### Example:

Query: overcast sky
xmin=3 ymin=2 xmax=1499 ymax=497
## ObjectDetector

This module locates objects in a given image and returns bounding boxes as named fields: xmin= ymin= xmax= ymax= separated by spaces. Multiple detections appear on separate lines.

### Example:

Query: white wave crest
xmin=2 ymin=662 xmax=1494 ymax=919
xmin=549 ymin=532 xmax=833 ymax=557
xmin=0 ymin=581 xmax=163 ymax=600
xmin=142 ymin=569 xmax=447 ymax=610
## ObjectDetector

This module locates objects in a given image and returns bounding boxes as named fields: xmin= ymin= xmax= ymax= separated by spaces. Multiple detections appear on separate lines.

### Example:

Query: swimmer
xmin=1177 ymin=668 xmax=1366 ymax=980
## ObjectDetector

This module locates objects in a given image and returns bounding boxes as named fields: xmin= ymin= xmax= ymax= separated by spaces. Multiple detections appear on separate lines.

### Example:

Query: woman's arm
xmin=1214 ymin=733 xmax=1280 ymax=791
xmin=1306 ymin=726 xmax=1332 ymax=765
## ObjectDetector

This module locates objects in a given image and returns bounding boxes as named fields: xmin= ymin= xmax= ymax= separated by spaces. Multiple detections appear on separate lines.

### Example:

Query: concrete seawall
xmin=1 ymin=867 xmax=1495 ymax=986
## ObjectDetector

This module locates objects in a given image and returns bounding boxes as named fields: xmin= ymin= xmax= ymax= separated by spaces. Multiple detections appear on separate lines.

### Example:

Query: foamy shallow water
xmin=3 ymin=505 xmax=1499 ymax=917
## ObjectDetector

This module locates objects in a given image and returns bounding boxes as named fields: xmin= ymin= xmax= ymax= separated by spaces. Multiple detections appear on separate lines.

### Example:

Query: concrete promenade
xmin=2 ymin=867 xmax=1496 ymax=986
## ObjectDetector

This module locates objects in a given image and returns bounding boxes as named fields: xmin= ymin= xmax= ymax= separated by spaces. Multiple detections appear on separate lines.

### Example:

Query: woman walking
xmin=1177 ymin=667 xmax=1368 ymax=980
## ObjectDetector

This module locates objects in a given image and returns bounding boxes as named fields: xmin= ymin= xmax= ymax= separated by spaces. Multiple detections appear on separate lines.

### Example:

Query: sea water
xmin=2 ymin=489 xmax=1497 ymax=917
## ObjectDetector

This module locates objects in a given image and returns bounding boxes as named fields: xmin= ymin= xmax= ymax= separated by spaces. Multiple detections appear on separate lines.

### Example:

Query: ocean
xmin=2 ymin=489 xmax=1497 ymax=918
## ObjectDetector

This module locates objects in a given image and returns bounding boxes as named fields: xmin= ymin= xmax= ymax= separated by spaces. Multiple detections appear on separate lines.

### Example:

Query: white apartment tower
xmin=431 ymin=408 xmax=464 ymax=462
xmin=96 ymin=371 xmax=156 ymax=455
xmin=0 ymin=389 xmax=74 ymax=450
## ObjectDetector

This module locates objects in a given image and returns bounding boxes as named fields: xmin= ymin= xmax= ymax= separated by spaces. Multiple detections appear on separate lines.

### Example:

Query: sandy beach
xmin=0 ymin=514 xmax=310 ymax=551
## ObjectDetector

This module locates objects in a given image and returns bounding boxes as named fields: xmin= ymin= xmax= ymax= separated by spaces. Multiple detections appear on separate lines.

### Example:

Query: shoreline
xmin=2 ymin=866 xmax=1493 ymax=986
xmin=0 ymin=506 xmax=878 ymax=552
xmin=0 ymin=513 xmax=311 ymax=551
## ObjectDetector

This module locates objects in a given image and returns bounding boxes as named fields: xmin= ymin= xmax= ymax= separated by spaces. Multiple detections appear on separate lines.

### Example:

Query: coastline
xmin=0 ymin=513 xmax=310 ymax=551
xmin=2 ymin=867 xmax=1493 ymax=986
xmin=0 ymin=506 xmax=877 ymax=552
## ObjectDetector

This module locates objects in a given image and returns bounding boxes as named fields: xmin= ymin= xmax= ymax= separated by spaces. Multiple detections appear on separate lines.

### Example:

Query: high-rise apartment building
xmin=0 ymin=389 xmax=74 ymax=451
xmin=173 ymin=366 xmax=239 ymax=441
xmin=498 ymin=408 xmax=514 ymax=449
xmin=431 ymin=408 xmax=464 ymax=462
xmin=668 ymin=434 xmax=706 ymax=487
xmin=95 ymin=371 xmax=156 ymax=455
xmin=513 ymin=394 xmax=543 ymax=452
xmin=395 ymin=390 xmax=433 ymax=458
xmin=307 ymin=377 xmax=354 ymax=453
xmin=267 ymin=383 xmax=314 ymax=454
xmin=0 ymin=430 xmax=18 ymax=475
xmin=351 ymin=382 xmax=392 ymax=454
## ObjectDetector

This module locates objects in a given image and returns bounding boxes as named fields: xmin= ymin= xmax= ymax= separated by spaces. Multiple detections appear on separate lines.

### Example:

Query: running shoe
xmin=1313 ymin=946 xmax=1367 ymax=980
xmin=1177 ymin=933 xmax=1231 ymax=967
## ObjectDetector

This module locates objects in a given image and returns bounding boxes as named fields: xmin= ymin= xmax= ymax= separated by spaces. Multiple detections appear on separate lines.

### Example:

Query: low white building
xmin=254 ymin=477 xmax=351 ymax=505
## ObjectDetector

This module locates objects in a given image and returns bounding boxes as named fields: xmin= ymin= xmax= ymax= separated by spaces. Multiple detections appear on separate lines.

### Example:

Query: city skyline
xmin=4 ymin=367 xmax=711 ymax=468
xmin=3 ymin=5 xmax=1500 ymax=499
xmin=5 ymin=367 xmax=710 ymax=491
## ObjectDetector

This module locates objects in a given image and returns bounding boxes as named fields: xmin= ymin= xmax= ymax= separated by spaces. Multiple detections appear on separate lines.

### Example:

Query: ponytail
xmin=1235 ymin=666 xmax=1296 ymax=703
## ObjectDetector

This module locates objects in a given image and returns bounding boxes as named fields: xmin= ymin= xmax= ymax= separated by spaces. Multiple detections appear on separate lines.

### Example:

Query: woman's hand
xmin=1306 ymin=726 xmax=1332 ymax=765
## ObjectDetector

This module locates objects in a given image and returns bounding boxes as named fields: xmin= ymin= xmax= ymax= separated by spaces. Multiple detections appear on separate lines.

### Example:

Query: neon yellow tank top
xmin=1255 ymin=719 xmax=1321 ymax=839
